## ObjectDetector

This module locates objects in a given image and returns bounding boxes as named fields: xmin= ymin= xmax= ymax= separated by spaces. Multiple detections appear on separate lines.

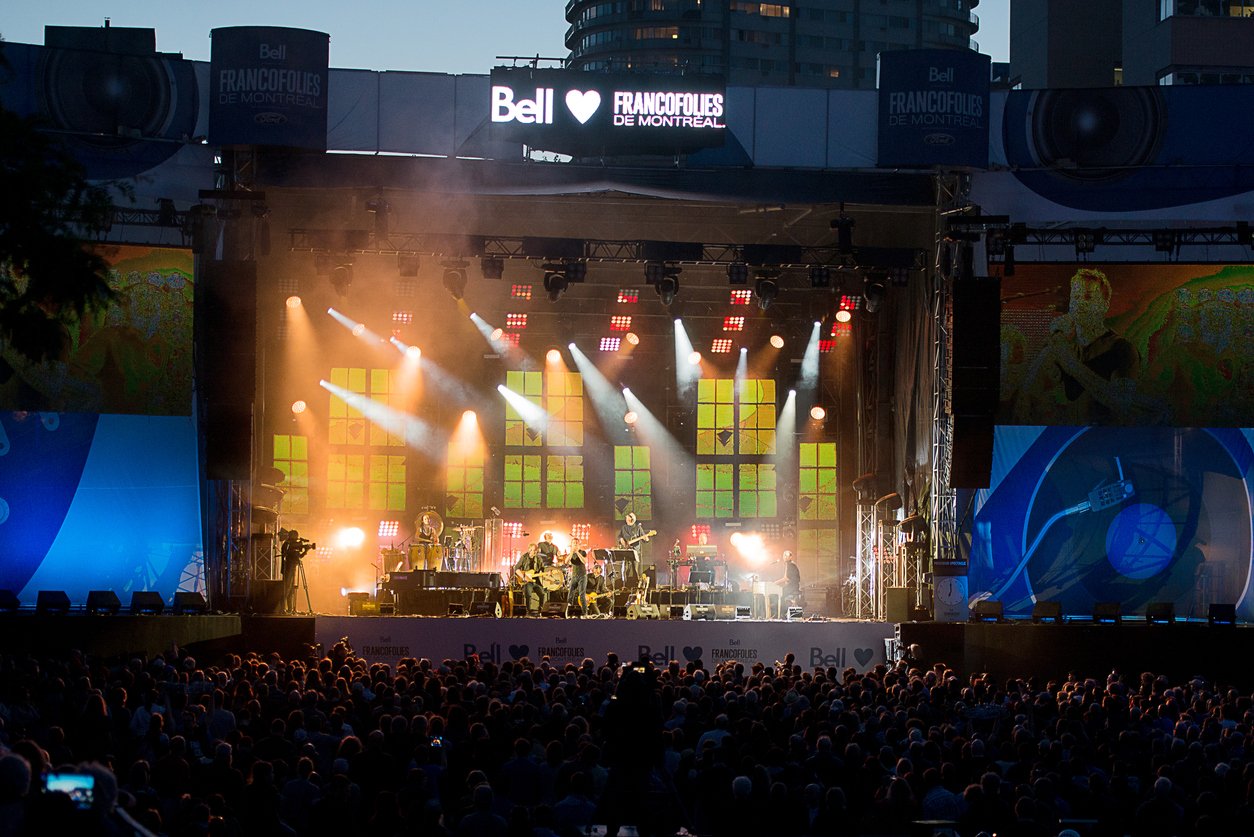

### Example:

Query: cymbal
xmin=455 ymin=524 xmax=483 ymax=530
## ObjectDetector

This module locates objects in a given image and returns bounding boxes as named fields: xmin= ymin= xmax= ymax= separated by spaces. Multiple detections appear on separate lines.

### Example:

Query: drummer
xmin=536 ymin=531 xmax=561 ymax=565
xmin=416 ymin=513 xmax=440 ymax=544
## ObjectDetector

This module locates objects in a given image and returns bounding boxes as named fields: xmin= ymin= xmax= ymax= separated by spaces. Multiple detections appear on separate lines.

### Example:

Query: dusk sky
xmin=2 ymin=0 xmax=1010 ymax=74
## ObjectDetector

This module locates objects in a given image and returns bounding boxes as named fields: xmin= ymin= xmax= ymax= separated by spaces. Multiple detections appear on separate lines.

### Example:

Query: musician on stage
xmin=568 ymin=536 xmax=590 ymax=616
xmin=775 ymin=550 xmax=801 ymax=618
xmin=514 ymin=544 xmax=549 ymax=615
xmin=416 ymin=513 xmax=440 ymax=544
xmin=536 ymin=531 xmax=561 ymax=565
xmin=616 ymin=511 xmax=650 ymax=587
xmin=587 ymin=562 xmax=609 ymax=617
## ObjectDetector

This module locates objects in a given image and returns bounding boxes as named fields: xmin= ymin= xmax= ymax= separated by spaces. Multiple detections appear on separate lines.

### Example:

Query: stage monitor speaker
xmin=37 ymin=590 xmax=72 ymax=615
xmin=173 ymin=591 xmax=208 ymax=614
xmin=129 ymin=591 xmax=165 ymax=615
xmin=735 ymin=605 xmax=753 ymax=620
xmin=628 ymin=603 xmax=661 ymax=620
xmin=787 ymin=606 xmax=804 ymax=620
xmin=1032 ymin=600 xmax=1063 ymax=623
xmin=471 ymin=601 xmax=503 ymax=618
xmin=85 ymin=590 xmax=121 ymax=615
xmin=886 ymin=587 xmax=914 ymax=623
xmin=668 ymin=605 xmax=687 ymax=620
xmin=0 ymin=590 xmax=19 ymax=612
xmin=682 ymin=603 xmax=715 ymax=621
xmin=248 ymin=580 xmax=284 ymax=614
xmin=447 ymin=602 xmax=467 ymax=616
xmin=1145 ymin=601 xmax=1175 ymax=625
xmin=542 ymin=602 xmax=569 ymax=618
xmin=1209 ymin=603 xmax=1236 ymax=627
xmin=714 ymin=604 xmax=736 ymax=620
xmin=971 ymin=599 xmax=1003 ymax=623
xmin=1092 ymin=601 xmax=1122 ymax=624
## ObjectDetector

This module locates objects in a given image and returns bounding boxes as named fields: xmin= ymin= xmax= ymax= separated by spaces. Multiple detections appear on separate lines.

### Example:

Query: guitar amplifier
xmin=626 ymin=603 xmax=660 ymax=620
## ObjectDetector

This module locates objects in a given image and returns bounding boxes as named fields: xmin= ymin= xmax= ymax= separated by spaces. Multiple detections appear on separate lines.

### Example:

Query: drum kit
xmin=380 ymin=510 xmax=483 ymax=572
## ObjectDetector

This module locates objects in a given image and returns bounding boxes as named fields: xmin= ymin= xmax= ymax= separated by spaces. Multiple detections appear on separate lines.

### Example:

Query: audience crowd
xmin=1 ymin=638 xmax=1252 ymax=836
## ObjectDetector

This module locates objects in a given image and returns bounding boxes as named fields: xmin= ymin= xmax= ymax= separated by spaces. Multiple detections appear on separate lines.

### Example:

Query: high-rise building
xmin=1011 ymin=0 xmax=1254 ymax=88
xmin=564 ymin=0 xmax=981 ymax=89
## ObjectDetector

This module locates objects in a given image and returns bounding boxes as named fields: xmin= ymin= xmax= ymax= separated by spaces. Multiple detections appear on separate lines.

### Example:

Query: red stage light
xmin=511 ymin=284 xmax=533 ymax=300
xmin=506 ymin=313 xmax=528 ymax=329
xmin=610 ymin=315 xmax=632 ymax=331
xmin=392 ymin=311 xmax=413 ymax=324
xmin=723 ymin=315 xmax=745 ymax=331
xmin=617 ymin=289 xmax=639 ymax=304
xmin=711 ymin=338 xmax=733 ymax=353
xmin=818 ymin=338 xmax=836 ymax=353
xmin=730 ymin=289 xmax=753 ymax=305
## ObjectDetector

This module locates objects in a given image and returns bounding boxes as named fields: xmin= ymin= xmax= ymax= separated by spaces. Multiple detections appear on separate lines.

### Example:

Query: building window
xmin=696 ymin=463 xmax=735 ymax=518
xmin=504 ymin=454 xmax=542 ymax=508
xmin=272 ymin=434 xmax=309 ymax=515
xmin=446 ymin=445 xmax=484 ymax=519
xmin=505 ymin=370 xmax=544 ymax=447
xmin=697 ymin=378 xmax=736 ymax=455
xmin=546 ymin=371 xmax=584 ymax=447
xmin=799 ymin=442 xmax=838 ymax=521
xmin=328 ymin=367 xmax=367 ymax=445
xmin=327 ymin=454 xmax=365 ymax=510
xmin=798 ymin=527 xmax=838 ymax=585
xmin=738 ymin=379 xmax=777 ymax=455
xmin=633 ymin=26 xmax=680 ymax=40
xmin=614 ymin=445 xmax=653 ymax=520
xmin=546 ymin=455 xmax=585 ymax=508
xmin=738 ymin=463 xmax=777 ymax=517
xmin=368 ymin=454 xmax=406 ymax=511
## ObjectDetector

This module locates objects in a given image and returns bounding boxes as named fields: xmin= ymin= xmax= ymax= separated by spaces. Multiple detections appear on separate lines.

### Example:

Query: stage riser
xmin=316 ymin=615 xmax=895 ymax=670
xmin=380 ymin=587 xmax=779 ymax=618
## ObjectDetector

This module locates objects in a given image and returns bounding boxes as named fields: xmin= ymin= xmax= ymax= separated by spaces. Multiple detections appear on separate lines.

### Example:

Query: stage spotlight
xmin=754 ymin=272 xmax=779 ymax=310
xmin=625 ymin=332 xmax=640 ymax=346
xmin=463 ymin=410 xmax=478 ymax=423
xmin=330 ymin=265 xmax=352 ymax=296
xmin=770 ymin=334 xmax=785 ymax=348
xmin=810 ymin=405 xmax=826 ymax=421
xmin=351 ymin=323 xmax=366 ymax=337
xmin=546 ymin=348 xmax=562 ymax=364
xmin=442 ymin=261 xmax=468 ymax=300
xmin=490 ymin=327 xmax=504 ymax=341
xmin=832 ymin=214 xmax=855 ymax=254
xmin=405 ymin=345 xmax=421 ymax=360
xmin=863 ymin=278 xmax=886 ymax=314
xmin=624 ymin=410 xmax=639 ymax=425
xmin=688 ymin=351 xmax=702 ymax=365
xmin=655 ymin=275 xmax=679 ymax=306
xmin=397 ymin=253 xmax=420 ymax=277
xmin=335 ymin=527 xmax=366 ymax=549
xmin=727 ymin=263 xmax=749 ymax=284
xmin=480 ymin=256 xmax=505 ymax=280
xmin=543 ymin=271 xmax=569 ymax=302
xmin=286 ymin=295 xmax=302 ymax=309
xmin=291 ymin=400 xmax=307 ymax=415
xmin=834 ymin=308 xmax=852 ymax=323
xmin=809 ymin=266 xmax=831 ymax=288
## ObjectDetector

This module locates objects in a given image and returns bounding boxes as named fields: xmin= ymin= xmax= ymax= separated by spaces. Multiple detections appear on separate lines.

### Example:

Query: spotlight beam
xmin=673 ymin=318 xmax=700 ymax=397
xmin=799 ymin=321 xmax=822 ymax=391
xmin=623 ymin=388 xmax=694 ymax=473
xmin=496 ymin=384 xmax=548 ymax=430
xmin=568 ymin=343 xmax=632 ymax=432
xmin=320 ymin=379 xmax=444 ymax=456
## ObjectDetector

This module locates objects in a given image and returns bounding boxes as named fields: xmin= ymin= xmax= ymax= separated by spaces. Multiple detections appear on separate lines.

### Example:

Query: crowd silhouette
xmin=0 ymin=639 xmax=1251 ymax=836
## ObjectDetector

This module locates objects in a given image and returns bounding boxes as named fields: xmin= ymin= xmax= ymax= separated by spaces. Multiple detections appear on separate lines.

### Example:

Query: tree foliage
xmin=0 ymin=101 xmax=117 ymax=363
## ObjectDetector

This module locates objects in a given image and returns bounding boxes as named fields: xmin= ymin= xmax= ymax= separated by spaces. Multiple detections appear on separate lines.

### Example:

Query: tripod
xmin=285 ymin=557 xmax=313 ymax=615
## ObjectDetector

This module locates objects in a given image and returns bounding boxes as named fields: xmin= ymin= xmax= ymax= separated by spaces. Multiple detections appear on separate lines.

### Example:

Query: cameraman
xmin=281 ymin=530 xmax=311 ymax=615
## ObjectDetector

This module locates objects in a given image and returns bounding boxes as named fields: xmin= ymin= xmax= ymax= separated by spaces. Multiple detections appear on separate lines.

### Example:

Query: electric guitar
xmin=620 ymin=529 xmax=658 ymax=548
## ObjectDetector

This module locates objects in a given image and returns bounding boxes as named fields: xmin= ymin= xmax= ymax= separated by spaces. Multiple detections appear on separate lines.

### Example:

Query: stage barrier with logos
xmin=314 ymin=616 xmax=894 ymax=672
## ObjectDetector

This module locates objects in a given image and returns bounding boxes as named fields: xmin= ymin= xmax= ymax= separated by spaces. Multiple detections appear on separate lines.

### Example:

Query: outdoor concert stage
xmin=4 ymin=610 xmax=1252 ymax=688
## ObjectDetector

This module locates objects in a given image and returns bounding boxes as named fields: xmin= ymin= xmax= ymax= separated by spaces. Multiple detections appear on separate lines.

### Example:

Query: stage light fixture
xmin=543 ymin=271 xmax=569 ymax=302
xmin=546 ymin=348 xmax=562 ymax=364
xmin=624 ymin=332 xmax=640 ymax=346
xmin=564 ymin=260 xmax=587 ymax=282
xmin=330 ymin=264 xmax=352 ymax=296
xmin=834 ymin=308 xmax=852 ymax=323
xmin=490 ymin=327 xmax=504 ymax=341
xmin=727 ymin=263 xmax=749 ymax=284
xmin=442 ymin=261 xmax=469 ymax=300
xmin=406 ymin=345 xmax=421 ymax=360
xmin=754 ymin=272 xmax=779 ymax=310
xmin=1074 ymin=229 xmax=1099 ymax=254
xmin=286 ymin=295 xmax=302 ymax=309
xmin=511 ymin=284 xmax=532 ymax=300
xmin=480 ymin=256 xmax=505 ymax=280
xmin=832 ymin=215 xmax=855 ymax=254
xmin=730 ymin=288 xmax=752 ymax=305
xmin=351 ymin=323 xmax=366 ymax=337
xmin=711 ymin=339 xmax=733 ymax=353
xmin=655 ymin=275 xmax=679 ymax=306
xmin=863 ymin=278 xmax=886 ymax=314
xmin=599 ymin=337 xmax=622 ymax=352
xmin=379 ymin=520 xmax=400 ymax=537
xmin=809 ymin=266 xmax=831 ymax=288
xmin=1153 ymin=230 xmax=1177 ymax=253
xmin=723 ymin=316 xmax=745 ymax=332
xmin=610 ymin=315 xmax=632 ymax=331
xmin=810 ymin=405 xmax=826 ymax=421
xmin=397 ymin=253 xmax=420 ymax=277
xmin=291 ymin=400 xmax=307 ymax=415
xmin=617 ymin=288 xmax=640 ymax=303
xmin=818 ymin=338 xmax=836 ymax=353
xmin=770 ymin=334 xmax=785 ymax=348
xmin=624 ymin=410 xmax=639 ymax=425
xmin=392 ymin=310 xmax=413 ymax=325
xmin=688 ymin=351 xmax=702 ymax=365
xmin=506 ymin=313 xmax=528 ymax=329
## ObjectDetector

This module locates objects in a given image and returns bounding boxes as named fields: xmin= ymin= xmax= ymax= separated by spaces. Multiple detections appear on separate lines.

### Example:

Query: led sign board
xmin=488 ymin=69 xmax=726 ymax=155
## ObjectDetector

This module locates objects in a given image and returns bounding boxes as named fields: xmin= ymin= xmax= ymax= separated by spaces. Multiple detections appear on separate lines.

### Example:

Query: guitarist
xmin=514 ymin=544 xmax=549 ymax=616
xmin=616 ymin=511 xmax=652 ymax=588
xmin=587 ymin=562 xmax=609 ymax=617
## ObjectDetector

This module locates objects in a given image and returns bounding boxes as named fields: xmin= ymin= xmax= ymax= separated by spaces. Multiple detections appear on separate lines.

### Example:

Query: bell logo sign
xmin=491 ymin=86 xmax=555 ymax=125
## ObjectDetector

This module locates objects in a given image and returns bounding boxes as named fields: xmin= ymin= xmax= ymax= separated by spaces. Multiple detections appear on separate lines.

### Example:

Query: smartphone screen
xmin=45 ymin=771 xmax=95 ymax=809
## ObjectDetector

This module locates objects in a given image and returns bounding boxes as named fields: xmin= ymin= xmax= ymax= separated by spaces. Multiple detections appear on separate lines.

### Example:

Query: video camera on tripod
xmin=281 ymin=529 xmax=316 ymax=559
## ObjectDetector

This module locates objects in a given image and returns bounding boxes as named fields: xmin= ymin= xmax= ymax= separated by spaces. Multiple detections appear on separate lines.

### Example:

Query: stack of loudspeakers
xmin=626 ymin=602 xmax=661 ymax=620
xmin=950 ymin=277 xmax=1001 ymax=489
xmin=197 ymin=262 xmax=257 ymax=481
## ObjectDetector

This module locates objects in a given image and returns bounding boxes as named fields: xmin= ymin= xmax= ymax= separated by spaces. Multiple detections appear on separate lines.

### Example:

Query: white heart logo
xmin=565 ymin=90 xmax=602 ymax=124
